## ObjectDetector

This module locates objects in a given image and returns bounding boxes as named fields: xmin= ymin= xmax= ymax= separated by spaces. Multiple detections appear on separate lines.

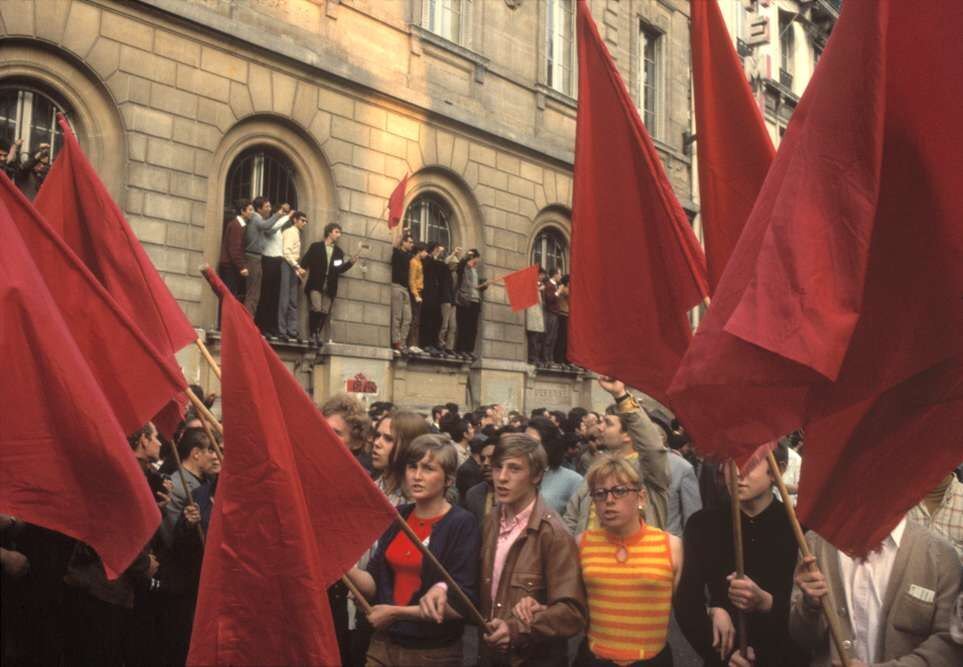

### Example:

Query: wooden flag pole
xmin=194 ymin=338 xmax=221 ymax=381
xmin=727 ymin=460 xmax=748 ymax=658
xmin=767 ymin=451 xmax=851 ymax=667
xmin=388 ymin=506 xmax=488 ymax=629
xmin=341 ymin=575 xmax=373 ymax=616
xmin=184 ymin=387 xmax=225 ymax=462
xmin=166 ymin=438 xmax=205 ymax=547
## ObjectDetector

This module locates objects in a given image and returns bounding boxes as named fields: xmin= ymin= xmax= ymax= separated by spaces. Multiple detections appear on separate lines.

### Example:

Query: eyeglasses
xmin=589 ymin=485 xmax=640 ymax=502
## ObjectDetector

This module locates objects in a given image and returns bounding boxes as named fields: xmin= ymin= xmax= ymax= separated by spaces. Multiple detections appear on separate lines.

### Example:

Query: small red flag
xmin=569 ymin=0 xmax=708 ymax=404
xmin=387 ymin=172 xmax=409 ymax=229
xmin=0 ymin=196 xmax=160 ymax=579
xmin=691 ymin=0 xmax=774 ymax=293
xmin=35 ymin=116 xmax=197 ymax=356
xmin=189 ymin=269 xmax=397 ymax=666
xmin=669 ymin=0 xmax=963 ymax=555
xmin=0 ymin=175 xmax=186 ymax=434
xmin=153 ymin=394 xmax=188 ymax=441
xmin=503 ymin=265 xmax=541 ymax=312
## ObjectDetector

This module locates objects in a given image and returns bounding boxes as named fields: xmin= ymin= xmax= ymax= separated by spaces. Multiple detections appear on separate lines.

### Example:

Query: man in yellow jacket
xmin=407 ymin=242 xmax=429 ymax=353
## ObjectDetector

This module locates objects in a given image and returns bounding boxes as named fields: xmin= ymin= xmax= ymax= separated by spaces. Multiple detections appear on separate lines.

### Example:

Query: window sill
xmin=532 ymin=362 xmax=585 ymax=378
xmin=411 ymin=25 xmax=490 ymax=81
xmin=535 ymin=83 xmax=577 ymax=111
xmin=651 ymin=136 xmax=692 ymax=165
xmin=763 ymin=77 xmax=800 ymax=104
xmin=393 ymin=352 xmax=475 ymax=369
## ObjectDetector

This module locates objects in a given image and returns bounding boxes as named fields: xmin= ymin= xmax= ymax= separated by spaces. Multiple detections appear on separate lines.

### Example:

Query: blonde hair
xmin=585 ymin=454 xmax=641 ymax=491
xmin=494 ymin=433 xmax=548 ymax=480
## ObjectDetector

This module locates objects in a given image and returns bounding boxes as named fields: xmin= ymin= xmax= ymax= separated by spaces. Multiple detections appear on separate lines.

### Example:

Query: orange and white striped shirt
xmin=579 ymin=525 xmax=673 ymax=663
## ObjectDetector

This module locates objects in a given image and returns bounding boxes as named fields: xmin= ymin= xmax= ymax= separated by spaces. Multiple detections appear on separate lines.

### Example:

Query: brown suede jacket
xmin=480 ymin=495 xmax=587 ymax=666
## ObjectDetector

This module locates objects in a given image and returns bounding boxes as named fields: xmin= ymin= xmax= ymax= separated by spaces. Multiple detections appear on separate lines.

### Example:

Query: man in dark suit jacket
xmin=419 ymin=242 xmax=445 ymax=354
xmin=301 ymin=222 xmax=358 ymax=345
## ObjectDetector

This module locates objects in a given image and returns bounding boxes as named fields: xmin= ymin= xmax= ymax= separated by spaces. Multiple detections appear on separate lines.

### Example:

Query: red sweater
xmin=218 ymin=217 xmax=246 ymax=270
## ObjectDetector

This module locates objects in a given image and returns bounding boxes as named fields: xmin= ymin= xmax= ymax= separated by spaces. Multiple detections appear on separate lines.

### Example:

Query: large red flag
xmin=35 ymin=116 xmax=197 ymax=356
xmin=691 ymin=0 xmax=774 ymax=292
xmin=503 ymin=264 xmax=541 ymax=312
xmin=568 ymin=0 xmax=708 ymax=403
xmin=0 ymin=197 xmax=160 ymax=578
xmin=189 ymin=269 xmax=397 ymax=666
xmin=0 ymin=175 xmax=185 ymax=434
xmin=668 ymin=0 xmax=963 ymax=555
xmin=387 ymin=172 xmax=409 ymax=229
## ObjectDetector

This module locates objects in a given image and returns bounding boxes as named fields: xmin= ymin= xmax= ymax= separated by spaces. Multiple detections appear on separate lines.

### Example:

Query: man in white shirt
xmin=781 ymin=444 xmax=802 ymax=506
xmin=252 ymin=200 xmax=290 ymax=337
xmin=791 ymin=516 xmax=962 ymax=666
xmin=278 ymin=211 xmax=307 ymax=341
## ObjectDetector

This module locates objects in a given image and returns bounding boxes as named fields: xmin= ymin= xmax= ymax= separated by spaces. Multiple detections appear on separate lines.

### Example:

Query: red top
xmin=385 ymin=511 xmax=445 ymax=605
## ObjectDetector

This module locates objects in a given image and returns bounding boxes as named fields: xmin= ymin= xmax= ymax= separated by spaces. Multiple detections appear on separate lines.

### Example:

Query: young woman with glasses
xmin=578 ymin=455 xmax=683 ymax=666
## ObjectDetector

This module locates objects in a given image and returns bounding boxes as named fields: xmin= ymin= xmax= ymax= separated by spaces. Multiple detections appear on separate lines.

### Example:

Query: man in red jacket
xmin=218 ymin=199 xmax=253 ymax=301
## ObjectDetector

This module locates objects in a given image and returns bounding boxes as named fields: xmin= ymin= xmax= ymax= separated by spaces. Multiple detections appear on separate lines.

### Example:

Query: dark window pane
xmin=532 ymin=227 xmax=567 ymax=275
xmin=0 ymin=87 xmax=67 ymax=160
xmin=224 ymin=147 xmax=298 ymax=215
xmin=403 ymin=196 xmax=452 ymax=250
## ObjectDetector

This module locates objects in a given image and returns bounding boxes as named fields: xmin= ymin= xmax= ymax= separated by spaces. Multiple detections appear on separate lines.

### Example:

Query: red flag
xmin=387 ymin=172 xmax=409 ymax=229
xmin=35 ymin=116 xmax=197 ymax=356
xmin=691 ymin=0 xmax=774 ymax=292
xmin=0 ymin=196 xmax=160 ymax=579
xmin=189 ymin=269 xmax=397 ymax=666
xmin=0 ymin=175 xmax=186 ymax=434
xmin=668 ymin=0 xmax=963 ymax=555
xmin=569 ymin=0 xmax=708 ymax=404
xmin=503 ymin=265 xmax=540 ymax=312
xmin=153 ymin=394 xmax=188 ymax=441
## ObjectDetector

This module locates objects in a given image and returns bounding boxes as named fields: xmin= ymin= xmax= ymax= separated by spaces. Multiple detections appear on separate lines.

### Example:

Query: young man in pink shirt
xmin=472 ymin=433 xmax=586 ymax=665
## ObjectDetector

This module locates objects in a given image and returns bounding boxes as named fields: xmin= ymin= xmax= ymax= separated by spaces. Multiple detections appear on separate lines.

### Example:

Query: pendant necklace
xmin=615 ymin=538 xmax=629 ymax=564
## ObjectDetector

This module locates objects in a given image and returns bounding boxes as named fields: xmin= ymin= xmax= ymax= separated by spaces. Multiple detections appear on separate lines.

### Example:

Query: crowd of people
xmin=388 ymin=230 xmax=490 ymax=361
xmin=3 ymin=378 xmax=961 ymax=667
xmin=525 ymin=266 xmax=573 ymax=369
xmin=216 ymin=192 xmax=576 ymax=367
xmin=217 ymin=198 xmax=362 ymax=346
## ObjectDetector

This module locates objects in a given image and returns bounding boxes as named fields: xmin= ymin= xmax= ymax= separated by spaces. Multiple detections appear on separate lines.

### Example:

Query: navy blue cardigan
xmin=366 ymin=503 xmax=481 ymax=646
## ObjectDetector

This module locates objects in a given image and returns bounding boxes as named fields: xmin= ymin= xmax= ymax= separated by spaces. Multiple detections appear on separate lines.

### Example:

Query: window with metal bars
xmin=403 ymin=195 xmax=452 ymax=250
xmin=223 ymin=147 xmax=299 ymax=213
xmin=532 ymin=227 xmax=567 ymax=276
xmin=0 ymin=86 xmax=67 ymax=161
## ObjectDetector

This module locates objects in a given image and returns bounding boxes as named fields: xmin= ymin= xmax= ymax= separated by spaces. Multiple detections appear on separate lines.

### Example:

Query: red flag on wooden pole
xmin=36 ymin=117 xmax=197 ymax=433
xmin=36 ymin=116 xmax=197 ymax=355
xmin=189 ymin=269 xmax=397 ymax=665
xmin=0 ymin=196 xmax=161 ymax=579
xmin=503 ymin=264 xmax=541 ymax=312
xmin=0 ymin=174 xmax=186 ymax=434
xmin=668 ymin=0 xmax=963 ymax=556
xmin=387 ymin=172 xmax=409 ymax=229
xmin=691 ymin=0 xmax=774 ymax=293
xmin=569 ymin=0 xmax=708 ymax=404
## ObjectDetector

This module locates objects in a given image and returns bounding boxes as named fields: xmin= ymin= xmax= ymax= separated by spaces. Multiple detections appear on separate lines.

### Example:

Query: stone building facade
xmin=1 ymin=0 xmax=698 ymax=414
xmin=715 ymin=0 xmax=838 ymax=145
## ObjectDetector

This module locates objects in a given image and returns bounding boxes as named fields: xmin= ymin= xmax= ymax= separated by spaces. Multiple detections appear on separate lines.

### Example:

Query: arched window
xmin=532 ymin=227 xmax=567 ymax=275
xmin=0 ymin=85 xmax=68 ymax=161
xmin=223 ymin=146 xmax=299 ymax=212
xmin=404 ymin=195 xmax=452 ymax=250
